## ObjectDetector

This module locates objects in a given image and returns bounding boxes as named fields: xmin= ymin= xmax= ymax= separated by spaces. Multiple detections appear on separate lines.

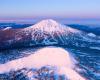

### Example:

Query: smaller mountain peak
xmin=3 ymin=27 xmax=12 ymax=31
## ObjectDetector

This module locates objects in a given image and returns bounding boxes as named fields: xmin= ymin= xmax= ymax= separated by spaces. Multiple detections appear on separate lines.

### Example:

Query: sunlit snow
xmin=0 ymin=47 xmax=85 ymax=80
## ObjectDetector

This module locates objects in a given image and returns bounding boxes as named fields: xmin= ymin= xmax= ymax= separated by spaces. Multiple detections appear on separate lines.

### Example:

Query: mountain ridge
xmin=0 ymin=19 xmax=99 ymax=50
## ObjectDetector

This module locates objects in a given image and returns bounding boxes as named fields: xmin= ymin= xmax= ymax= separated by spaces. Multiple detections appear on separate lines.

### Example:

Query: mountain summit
xmin=24 ymin=19 xmax=80 ymax=34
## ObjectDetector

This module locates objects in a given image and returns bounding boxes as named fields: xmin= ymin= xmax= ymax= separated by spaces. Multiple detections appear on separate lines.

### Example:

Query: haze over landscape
xmin=0 ymin=0 xmax=100 ymax=24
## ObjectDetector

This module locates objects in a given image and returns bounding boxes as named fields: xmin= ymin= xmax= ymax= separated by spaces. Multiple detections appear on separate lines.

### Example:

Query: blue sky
xmin=0 ymin=0 xmax=100 ymax=20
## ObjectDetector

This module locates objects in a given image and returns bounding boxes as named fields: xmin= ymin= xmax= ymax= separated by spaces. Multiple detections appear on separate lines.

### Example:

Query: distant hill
xmin=68 ymin=24 xmax=100 ymax=35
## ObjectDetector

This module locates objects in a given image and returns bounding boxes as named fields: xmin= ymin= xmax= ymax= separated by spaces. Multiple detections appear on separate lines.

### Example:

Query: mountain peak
xmin=39 ymin=19 xmax=58 ymax=25
xmin=25 ymin=19 xmax=66 ymax=33
xmin=24 ymin=19 xmax=80 ymax=34
xmin=33 ymin=19 xmax=61 ymax=28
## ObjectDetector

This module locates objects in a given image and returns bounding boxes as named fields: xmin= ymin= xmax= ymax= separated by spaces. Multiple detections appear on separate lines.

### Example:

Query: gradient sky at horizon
xmin=0 ymin=0 xmax=100 ymax=20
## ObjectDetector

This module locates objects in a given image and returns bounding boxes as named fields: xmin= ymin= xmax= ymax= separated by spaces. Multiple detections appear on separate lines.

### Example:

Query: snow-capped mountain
xmin=19 ymin=19 xmax=84 ymax=45
xmin=0 ymin=19 xmax=99 ymax=50
xmin=3 ymin=27 xmax=12 ymax=30
xmin=87 ymin=33 xmax=96 ymax=37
